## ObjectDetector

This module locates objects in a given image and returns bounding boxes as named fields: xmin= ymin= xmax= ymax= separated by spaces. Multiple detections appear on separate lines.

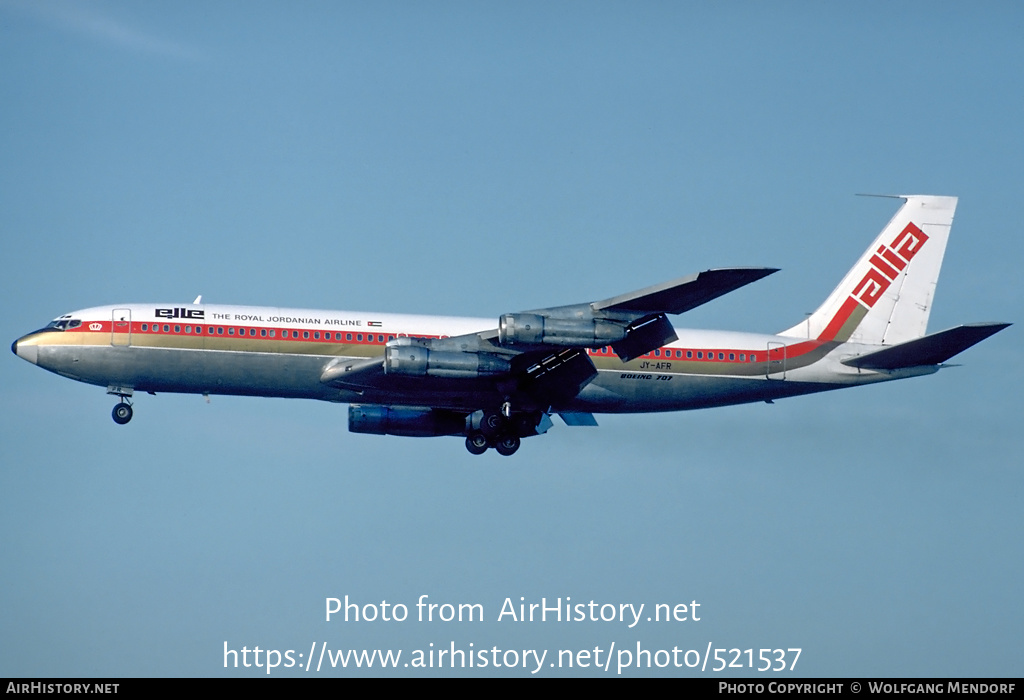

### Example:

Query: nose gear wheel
xmin=112 ymin=401 xmax=133 ymax=425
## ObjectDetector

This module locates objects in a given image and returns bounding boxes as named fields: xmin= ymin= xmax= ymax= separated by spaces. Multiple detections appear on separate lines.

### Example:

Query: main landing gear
xmin=464 ymin=432 xmax=522 ymax=456
xmin=464 ymin=407 xmax=531 ymax=456
xmin=465 ymin=433 xmax=490 ymax=455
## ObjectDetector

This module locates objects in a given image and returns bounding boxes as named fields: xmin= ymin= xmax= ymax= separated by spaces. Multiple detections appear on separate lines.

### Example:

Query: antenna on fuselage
xmin=193 ymin=295 xmax=202 ymax=304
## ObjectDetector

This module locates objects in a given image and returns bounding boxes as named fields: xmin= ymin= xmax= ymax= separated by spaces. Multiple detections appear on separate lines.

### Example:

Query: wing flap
xmin=559 ymin=412 xmax=599 ymax=426
xmin=841 ymin=323 xmax=1010 ymax=370
xmin=518 ymin=347 xmax=598 ymax=405
xmin=610 ymin=313 xmax=678 ymax=363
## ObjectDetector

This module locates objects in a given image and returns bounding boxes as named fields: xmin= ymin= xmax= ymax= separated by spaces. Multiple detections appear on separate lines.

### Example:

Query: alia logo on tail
xmin=853 ymin=222 xmax=928 ymax=310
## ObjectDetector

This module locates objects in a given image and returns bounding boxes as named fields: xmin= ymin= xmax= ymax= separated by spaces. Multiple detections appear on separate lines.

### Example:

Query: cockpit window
xmin=44 ymin=318 xmax=82 ymax=331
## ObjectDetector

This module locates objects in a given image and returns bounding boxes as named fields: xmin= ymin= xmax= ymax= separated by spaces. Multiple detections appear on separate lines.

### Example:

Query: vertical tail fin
xmin=781 ymin=195 xmax=957 ymax=345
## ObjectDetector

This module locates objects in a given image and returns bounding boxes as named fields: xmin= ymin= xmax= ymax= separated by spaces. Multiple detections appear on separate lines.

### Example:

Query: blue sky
xmin=1 ymin=1 xmax=1021 ymax=677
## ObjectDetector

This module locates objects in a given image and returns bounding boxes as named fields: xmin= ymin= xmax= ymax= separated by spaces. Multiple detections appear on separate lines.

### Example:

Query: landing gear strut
xmin=112 ymin=400 xmax=133 ymax=425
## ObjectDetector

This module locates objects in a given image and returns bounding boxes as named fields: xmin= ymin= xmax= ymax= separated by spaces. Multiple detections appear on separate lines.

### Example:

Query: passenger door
xmin=766 ymin=341 xmax=786 ymax=380
xmin=111 ymin=309 xmax=131 ymax=346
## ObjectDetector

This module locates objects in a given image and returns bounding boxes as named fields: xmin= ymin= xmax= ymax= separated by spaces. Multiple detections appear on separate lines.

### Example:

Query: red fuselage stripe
xmin=67 ymin=320 xmax=832 ymax=365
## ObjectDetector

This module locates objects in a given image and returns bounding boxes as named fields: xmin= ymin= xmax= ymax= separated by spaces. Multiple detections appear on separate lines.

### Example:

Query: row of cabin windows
xmin=592 ymin=346 xmax=759 ymax=362
xmin=133 ymin=324 xmax=760 ymax=361
xmin=138 ymin=324 xmax=393 ymax=343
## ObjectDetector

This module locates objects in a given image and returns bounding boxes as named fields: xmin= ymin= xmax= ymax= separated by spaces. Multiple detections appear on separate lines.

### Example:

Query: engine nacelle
xmin=384 ymin=345 xmax=510 ymax=378
xmin=498 ymin=313 xmax=626 ymax=347
xmin=348 ymin=405 xmax=466 ymax=437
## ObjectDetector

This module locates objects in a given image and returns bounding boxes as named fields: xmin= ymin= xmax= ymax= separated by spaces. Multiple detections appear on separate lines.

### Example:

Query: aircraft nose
xmin=12 ymin=335 xmax=38 ymax=364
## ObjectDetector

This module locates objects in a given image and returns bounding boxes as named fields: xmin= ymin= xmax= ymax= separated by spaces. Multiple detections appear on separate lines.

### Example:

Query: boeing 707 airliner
xmin=11 ymin=195 xmax=1009 ymax=455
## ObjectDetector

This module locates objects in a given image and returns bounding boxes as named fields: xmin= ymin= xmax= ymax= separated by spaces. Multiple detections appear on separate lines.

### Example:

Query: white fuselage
xmin=13 ymin=302 xmax=929 ymax=414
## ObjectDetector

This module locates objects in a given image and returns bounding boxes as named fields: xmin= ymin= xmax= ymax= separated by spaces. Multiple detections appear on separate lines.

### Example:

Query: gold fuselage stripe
xmin=23 ymin=320 xmax=832 ymax=378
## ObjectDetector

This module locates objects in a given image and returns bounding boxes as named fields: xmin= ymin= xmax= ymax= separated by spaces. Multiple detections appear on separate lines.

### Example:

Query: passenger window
xmin=142 ymin=324 xmax=148 ymax=331
xmin=687 ymin=351 xmax=693 ymax=359
xmin=697 ymin=352 xmax=703 ymax=359
xmin=729 ymin=353 xmax=735 ymax=360
xmin=261 ymin=329 xmax=267 ymax=337
xmin=303 ymin=331 xmax=309 ymax=339
xmin=185 ymin=326 xmax=191 ymax=333
xmin=217 ymin=327 xmax=224 ymax=335
xmin=249 ymin=328 xmax=256 ymax=336
xmin=228 ymin=328 xmax=234 ymax=335
xmin=718 ymin=353 xmax=724 ymax=360
xmin=269 ymin=330 xmax=275 ymax=338
xmin=314 ymin=332 xmax=320 ymax=340
xmin=357 ymin=334 xmax=363 ymax=342
xmin=346 ymin=333 xmax=352 ymax=341
xmin=740 ymin=353 xmax=745 ymax=361
xmin=163 ymin=325 xmax=170 ymax=332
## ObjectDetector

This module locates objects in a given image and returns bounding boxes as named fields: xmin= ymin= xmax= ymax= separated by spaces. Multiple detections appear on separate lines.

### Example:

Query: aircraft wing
xmin=321 ymin=267 xmax=778 ymax=405
xmin=591 ymin=267 xmax=779 ymax=315
xmin=511 ymin=266 xmax=778 ymax=362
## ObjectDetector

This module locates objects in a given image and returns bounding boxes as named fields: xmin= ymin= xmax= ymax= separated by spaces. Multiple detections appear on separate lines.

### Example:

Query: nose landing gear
xmin=112 ymin=400 xmax=133 ymax=425
xmin=107 ymin=386 xmax=135 ymax=425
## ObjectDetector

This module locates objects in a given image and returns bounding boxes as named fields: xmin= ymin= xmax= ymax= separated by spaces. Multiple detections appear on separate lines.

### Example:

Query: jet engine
xmin=348 ymin=405 xmax=467 ymax=437
xmin=498 ymin=313 xmax=626 ymax=348
xmin=384 ymin=345 xmax=510 ymax=378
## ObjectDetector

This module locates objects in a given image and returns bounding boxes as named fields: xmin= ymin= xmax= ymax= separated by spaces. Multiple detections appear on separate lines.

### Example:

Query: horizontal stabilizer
xmin=842 ymin=323 xmax=1010 ymax=370
xmin=593 ymin=267 xmax=778 ymax=316
xmin=559 ymin=412 xmax=599 ymax=426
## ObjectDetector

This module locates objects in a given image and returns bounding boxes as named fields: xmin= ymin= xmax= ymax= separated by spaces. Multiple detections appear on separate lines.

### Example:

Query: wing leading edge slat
xmin=592 ymin=267 xmax=778 ymax=316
